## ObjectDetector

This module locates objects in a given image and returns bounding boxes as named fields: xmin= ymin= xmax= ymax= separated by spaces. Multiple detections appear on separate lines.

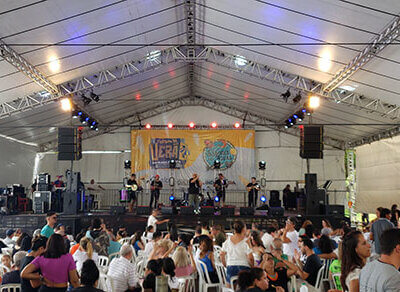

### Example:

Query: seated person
xmin=262 ymin=252 xmax=298 ymax=291
xmin=1 ymin=251 xmax=27 ymax=284
xmin=294 ymin=237 xmax=322 ymax=287
xmin=72 ymin=259 xmax=104 ymax=292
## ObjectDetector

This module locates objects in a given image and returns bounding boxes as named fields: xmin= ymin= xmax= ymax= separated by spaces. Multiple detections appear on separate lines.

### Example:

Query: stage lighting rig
xmin=281 ymin=89 xmax=291 ymax=103
xmin=214 ymin=196 xmax=220 ymax=202
xmin=169 ymin=159 xmax=177 ymax=169
xmin=293 ymin=92 xmax=302 ymax=104
xmin=169 ymin=195 xmax=175 ymax=201
xmin=90 ymin=92 xmax=100 ymax=102
xmin=124 ymin=160 xmax=131 ymax=169
xmin=213 ymin=160 xmax=221 ymax=169
xmin=260 ymin=195 xmax=267 ymax=203
xmin=81 ymin=93 xmax=92 ymax=105
xmin=258 ymin=161 xmax=266 ymax=170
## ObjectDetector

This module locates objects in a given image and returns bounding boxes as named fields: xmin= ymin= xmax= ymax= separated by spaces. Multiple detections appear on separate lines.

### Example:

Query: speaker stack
xmin=58 ymin=128 xmax=82 ymax=161
xmin=305 ymin=174 xmax=327 ymax=215
xmin=300 ymin=125 xmax=324 ymax=159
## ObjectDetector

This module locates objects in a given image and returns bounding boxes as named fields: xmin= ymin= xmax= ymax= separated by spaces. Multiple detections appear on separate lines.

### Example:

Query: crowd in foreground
xmin=0 ymin=205 xmax=398 ymax=292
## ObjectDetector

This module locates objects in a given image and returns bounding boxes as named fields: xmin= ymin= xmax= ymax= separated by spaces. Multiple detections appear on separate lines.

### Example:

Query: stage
xmin=0 ymin=207 xmax=348 ymax=236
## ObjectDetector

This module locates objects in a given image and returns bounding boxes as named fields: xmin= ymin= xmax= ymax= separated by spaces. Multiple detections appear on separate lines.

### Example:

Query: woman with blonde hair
xmin=73 ymin=237 xmax=99 ymax=274
xmin=150 ymin=239 xmax=176 ymax=260
xmin=172 ymin=246 xmax=196 ymax=277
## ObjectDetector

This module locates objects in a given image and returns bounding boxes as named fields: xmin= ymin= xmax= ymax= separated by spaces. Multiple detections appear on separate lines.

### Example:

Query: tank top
xmin=199 ymin=252 xmax=214 ymax=272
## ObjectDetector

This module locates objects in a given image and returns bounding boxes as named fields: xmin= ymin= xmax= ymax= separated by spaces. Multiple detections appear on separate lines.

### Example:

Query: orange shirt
xmin=70 ymin=243 xmax=80 ymax=255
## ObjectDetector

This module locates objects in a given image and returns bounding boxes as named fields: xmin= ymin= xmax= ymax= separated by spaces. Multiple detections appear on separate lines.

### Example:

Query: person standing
xmin=147 ymin=209 xmax=169 ymax=233
xmin=188 ymin=173 xmax=202 ymax=214
xmin=280 ymin=217 xmax=299 ymax=258
xmin=370 ymin=208 xmax=394 ymax=255
xmin=282 ymin=184 xmax=291 ymax=210
xmin=150 ymin=175 xmax=163 ymax=209
xmin=40 ymin=212 xmax=57 ymax=239
xmin=214 ymin=173 xmax=228 ymax=205
xmin=246 ymin=177 xmax=260 ymax=208
xmin=126 ymin=174 xmax=140 ymax=213
xmin=87 ymin=179 xmax=105 ymax=210
xmin=390 ymin=204 xmax=400 ymax=227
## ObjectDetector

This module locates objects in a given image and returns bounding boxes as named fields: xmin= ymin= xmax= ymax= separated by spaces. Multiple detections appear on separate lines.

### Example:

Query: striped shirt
xmin=107 ymin=257 xmax=138 ymax=292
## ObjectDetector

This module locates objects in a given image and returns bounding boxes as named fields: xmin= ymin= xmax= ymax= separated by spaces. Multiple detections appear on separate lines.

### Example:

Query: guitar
xmin=150 ymin=184 xmax=162 ymax=191
xmin=214 ymin=180 xmax=236 ymax=191
xmin=125 ymin=177 xmax=145 ymax=191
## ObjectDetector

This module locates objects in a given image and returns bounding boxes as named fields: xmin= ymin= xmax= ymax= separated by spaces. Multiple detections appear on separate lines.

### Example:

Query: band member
xmin=126 ymin=173 xmax=140 ymax=212
xmin=188 ymin=173 xmax=202 ymax=214
xmin=214 ymin=173 xmax=228 ymax=204
xmin=247 ymin=177 xmax=260 ymax=208
xmin=87 ymin=179 xmax=105 ymax=210
xmin=150 ymin=175 xmax=163 ymax=209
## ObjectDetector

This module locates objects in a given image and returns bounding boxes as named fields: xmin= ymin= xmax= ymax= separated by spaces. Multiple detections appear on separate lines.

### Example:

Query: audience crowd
xmin=0 ymin=205 xmax=398 ymax=292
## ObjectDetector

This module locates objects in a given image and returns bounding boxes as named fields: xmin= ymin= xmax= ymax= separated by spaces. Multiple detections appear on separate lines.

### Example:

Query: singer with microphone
xmin=150 ymin=175 xmax=163 ymax=209
xmin=247 ymin=177 xmax=260 ymax=208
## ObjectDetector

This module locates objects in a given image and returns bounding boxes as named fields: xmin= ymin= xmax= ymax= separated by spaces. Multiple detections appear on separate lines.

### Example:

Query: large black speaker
xmin=58 ymin=128 xmax=82 ymax=161
xmin=200 ymin=206 xmax=214 ymax=215
xmin=63 ymin=191 xmax=78 ymax=215
xmin=240 ymin=207 xmax=255 ymax=216
xmin=326 ymin=204 xmax=344 ymax=216
xmin=221 ymin=206 xmax=235 ymax=216
xmin=305 ymin=174 xmax=317 ymax=196
xmin=268 ymin=207 xmax=284 ymax=216
xmin=300 ymin=125 xmax=324 ymax=159
xmin=270 ymin=190 xmax=280 ymax=201
xmin=306 ymin=189 xmax=327 ymax=215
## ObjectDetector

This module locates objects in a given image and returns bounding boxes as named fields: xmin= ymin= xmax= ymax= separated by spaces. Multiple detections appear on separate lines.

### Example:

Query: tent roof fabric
xmin=0 ymin=0 xmax=400 ymax=148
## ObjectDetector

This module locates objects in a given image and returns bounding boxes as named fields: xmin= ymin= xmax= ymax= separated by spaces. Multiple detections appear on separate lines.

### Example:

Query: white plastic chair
xmin=1 ymin=248 xmax=12 ymax=257
xmin=214 ymin=245 xmax=222 ymax=264
xmin=0 ymin=284 xmax=21 ymax=292
xmin=98 ymin=273 xmax=108 ymax=291
xmin=98 ymin=255 xmax=109 ymax=273
xmin=108 ymin=252 xmax=120 ymax=262
xmin=314 ymin=264 xmax=326 ymax=290
xmin=332 ymin=273 xmax=341 ymax=290
xmin=177 ymin=275 xmax=196 ymax=292
xmin=229 ymin=275 xmax=238 ymax=290
xmin=215 ymin=263 xmax=227 ymax=287
xmin=119 ymin=237 xmax=131 ymax=245
xmin=136 ymin=259 xmax=146 ymax=278
xmin=196 ymin=260 xmax=221 ymax=292
xmin=288 ymin=275 xmax=297 ymax=292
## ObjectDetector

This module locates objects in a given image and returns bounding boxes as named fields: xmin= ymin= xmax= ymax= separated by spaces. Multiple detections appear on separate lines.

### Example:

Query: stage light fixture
xmin=281 ymin=89 xmax=291 ymax=103
xmin=90 ymin=92 xmax=100 ymax=102
xmin=81 ymin=94 xmax=92 ymax=105
xmin=302 ymin=108 xmax=307 ymax=113
xmin=211 ymin=122 xmax=217 ymax=128
xmin=214 ymin=196 xmax=220 ymax=202
xmin=60 ymin=98 xmax=72 ymax=111
xmin=258 ymin=161 xmax=266 ymax=170
xmin=308 ymin=95 xmax=320 ymax=109
xmin=145 ymin=123 xmax=152 ymax=129
xmin=169 ymin=159 xmax=177 ymax=169
xmin=90 ymin=121 xmax=98 ymax=129
xmin=234 ymin=122 xmax=241 ymax=128
xmin=71 ymin=109 xmax=80 ymax=118
xmin=293 ymin=114 xmax=298 ymax=119
xmin=124 ymin=160 xmax=131 ymax=169
xmin=188 ymin=122 xmax=195 ymax=128
xmin=167 ymin=123 xmax=174 ymax=129
xmin=213 ymin=160 xmax=221 ymax=169
xmin=169 ymin=195 xmax=175 ymax=201
xmin=293 ymin=92 xmax=302 ymax=104
xmin=260 ymin=195 xmax=266 ymax=203
xmin=234 ymin=55 xmax=247 ymax=66
xmin=48 ymin=55 xmax=61 ymax=73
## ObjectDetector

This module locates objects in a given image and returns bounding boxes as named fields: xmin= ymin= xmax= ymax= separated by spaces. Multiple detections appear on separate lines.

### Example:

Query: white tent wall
xmin=0 ymin=136 xmax=37 ymax=187
xmin=36 ymin=106 xmax=346 ymax=204
xmin=356 ymin=136 xmax=400 ymax=214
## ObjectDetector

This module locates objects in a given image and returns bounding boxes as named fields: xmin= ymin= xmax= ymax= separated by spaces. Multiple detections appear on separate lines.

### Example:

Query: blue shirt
xmin=40 ymin=225 xmax=54 ymax=238
xmin=108 ymin=240 xmax=121 ymax=257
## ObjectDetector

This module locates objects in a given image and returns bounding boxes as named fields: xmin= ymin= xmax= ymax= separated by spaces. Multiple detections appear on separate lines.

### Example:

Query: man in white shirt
xmin=281 ymin=217 xmax=299 ymax=258
xmin=147 ymin=209 xmax=169 ymax=232
xmin=107 ymin=244 xmax=140 ymax=292
xmin=261 ymin=226 xmax=277 ymax=252
xmin=4 ymin=229 xmax=16 ymax=246
xmin=144 ymin=231 xmax=162 ymax=259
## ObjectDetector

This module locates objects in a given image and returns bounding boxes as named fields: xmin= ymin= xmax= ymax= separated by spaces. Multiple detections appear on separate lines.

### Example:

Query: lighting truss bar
xmin=349 ymin=124 xmax=400 ymax=147
xmin=0 ymin=40 xmax=59 ymax=94
xmin=185 ymin=0 xmax=196 ymax=96
xmin=199 ymin=46 xmax=400 ymax=120
xmin=323 ymin=16 xmax=400 ymax=92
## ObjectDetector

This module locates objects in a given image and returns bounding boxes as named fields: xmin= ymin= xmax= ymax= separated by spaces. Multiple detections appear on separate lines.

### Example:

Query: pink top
xmin=32 ymin=253 xmax=76 ymax=283
xmin=175 ymin=265 xmax=194 ymax=277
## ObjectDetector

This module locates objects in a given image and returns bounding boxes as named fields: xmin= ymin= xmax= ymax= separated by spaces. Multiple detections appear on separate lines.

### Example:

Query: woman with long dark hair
xmin=21 ymin=234 xmax=80 ymax=292
xmin=340 ymin=231 xmax=371 ymax=292
xmin=249 ymin=231 xmax=265 ymax=267
xmin=390 ymin=204 xmax=399 ymax=227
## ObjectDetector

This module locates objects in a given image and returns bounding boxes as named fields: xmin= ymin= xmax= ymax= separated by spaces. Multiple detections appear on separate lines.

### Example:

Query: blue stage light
xmin=302 ymin=108 xmax=307 ymax=113
xmin=260 ymin=195 xmax=266 ymax=202
xmin=293 ymin=114 xmax=298 ymax=119
xmin=169 ymin=195 xmax=175 ymax=201
xmin=214 ymin=196 xmax=220 ymax=202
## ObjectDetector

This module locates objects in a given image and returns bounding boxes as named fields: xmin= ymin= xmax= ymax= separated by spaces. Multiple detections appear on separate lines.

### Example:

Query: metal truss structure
xmin=185 ymin=0 xmax=196 ymax=96
xmin=2 ymin=45 xmax=399 ymax=148
xmin=0 ymin=40 xmax=59 ymax=94
xmin=40 ymin=95 xmax=345 ymax=151
xmin=345 ymin=149 xmax=357 ymax=226
xmin=324 ymin=16 xmax=400 ymax=92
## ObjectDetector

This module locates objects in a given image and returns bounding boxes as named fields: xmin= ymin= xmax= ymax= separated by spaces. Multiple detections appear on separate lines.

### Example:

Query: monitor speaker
xmin=200 ymin=206 xmax=214 ymax=215
xmin=63 ymin=191 xmax=78 ymax=215
xmin=268 ymin=207 xmax=284 ymax=216
xmin=300 ymin=125 xmax=324 ymax=159
xmin=221 ymin=206 xmax=235 ymax=216
xmin=240 ymin=207 xmax=254 ymax=216
xmin=180 ymin=206 xmax=194 ymax=215
xmin=306 ymin=189 xmax=326 ymax=215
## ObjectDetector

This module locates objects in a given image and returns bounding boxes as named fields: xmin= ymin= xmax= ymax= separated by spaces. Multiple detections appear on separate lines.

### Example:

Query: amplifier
xmin=33 ymin=191 xmax=51 ymax=214
xmin=221 ymin=206 xmax=235 ymax=216
xmin=268 ymin=206 xmax=284 ymax=216
xmin=240 ymin=207 xmax=255 ymax=216
xmin=200 ymin=206 xmax=214 ymax=215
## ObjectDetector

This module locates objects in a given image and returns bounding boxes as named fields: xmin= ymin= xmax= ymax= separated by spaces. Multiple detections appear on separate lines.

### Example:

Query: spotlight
xmin=293 ymin=92 xmax=302 ymax=104
xmin=145 ymin=123 xmax=152 ymax=129
xmin=211 ymin=122 xmax=217 ymax=128
xmin=293 ymin=114 xmax=298 ymax=119
xmin=72 ymin=109 xmax=80 ymax=118
xmin=90 ymin=92 xmax=100 ymax=102
xmin=169 ymin=195 xmax=175 ymax=201
xmin=302 ymin=108 xmax=307 ymax=113
xmin=90 ymin=121 xmax=98 ymax=129
xmin=85 ymin=117 xmax=90 ymax=124
xmin=188 ymin=122 xmax=195 ymax=128
xmin=79 ymin=114 xmax=86 ymax=124
xmin=214 ymin=196 xmax=220 ymax=202
xmin=60 ymin=98 xmax=72 ymax=111
xmin=167 ymin=123 xmax=174 ymax=129
xmin=258 ymin=161 xmax=266 ymax=170
xmin=169 ymin=159 xmax=177 ymax=169
xmin=260 ymin=195 xmax=266 ymax=203
xmin=308 ymin=95 xmax=320 ymax=109
xmin=124 ymin=160 xmax=131 ymax=169
xmin=81 ymin=94 xmax=92 ymax=105
xmin=234 ymin=122 xmax=241 ymax=128
xmin=281 ymin=89 xmax=291 ymax=102
xmin=213 ymin=160 xmax=221 ymax=169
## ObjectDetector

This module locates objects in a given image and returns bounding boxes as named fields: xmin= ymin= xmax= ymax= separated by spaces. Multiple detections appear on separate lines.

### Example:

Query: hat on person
xmin=6 ymin=229 xmax=15 ymax=237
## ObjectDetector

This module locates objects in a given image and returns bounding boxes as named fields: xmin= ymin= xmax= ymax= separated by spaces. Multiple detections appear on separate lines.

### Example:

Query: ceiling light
xmin=308 ymin=95 xmax=320 ymax=109
xmin=211 ymin=122 xmax=217 ymax=128
xmin=339 ymin=85 xmax=357 ymax=92
xmin=81 ymin=94 xmax=92 ymax=105
xmin=48 ymin=55 xmax=61 ymax=72
xmin=60 ymin=98 xmax=72 ymax=111
xmin=235 ymin=55 xmax=247 ymax=66
xmin=145 ymin=123 xmax=152 ymax=129
xmin=318 ymin=50 xmax=332 ymax=72
xmin=167 ymin=123 xmax=174 ymax=129
xmin=188 ymin=122 xmax=195 ymax=128
xmin=234 ymin=122 xmax=241 ymax=128
xmin=90 ymin=92 xmax=100 ymax=102
xmin=146 ymin=50 xmax=161 ymax=62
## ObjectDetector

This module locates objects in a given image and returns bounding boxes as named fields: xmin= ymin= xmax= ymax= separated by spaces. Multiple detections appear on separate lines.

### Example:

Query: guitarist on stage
xmin=150 ymin=175 xmax=163 ymax=209
xmin=126 ymin=173 xmax=141 ymax=212
xmin=214 ymin=173 xmax=228 ymax=205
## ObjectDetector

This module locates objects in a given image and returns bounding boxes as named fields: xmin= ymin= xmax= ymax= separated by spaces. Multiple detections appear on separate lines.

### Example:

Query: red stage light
xmin=188 ymin=122 xmax=195 ymax=128
xmin=145 ymin=123 xmax=151 ymax=129
xmin=234 ymin=122 xmax=241 ymax=128
xmin=244 ymin=92 xmax=249 ymax=99
xmin=135 ymin=93 xmax=141 ymax=100
xmin=167 ymin=123 xmax=174 ymax=129
xmin=211 ymin=122 xmax=217 ymax=128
